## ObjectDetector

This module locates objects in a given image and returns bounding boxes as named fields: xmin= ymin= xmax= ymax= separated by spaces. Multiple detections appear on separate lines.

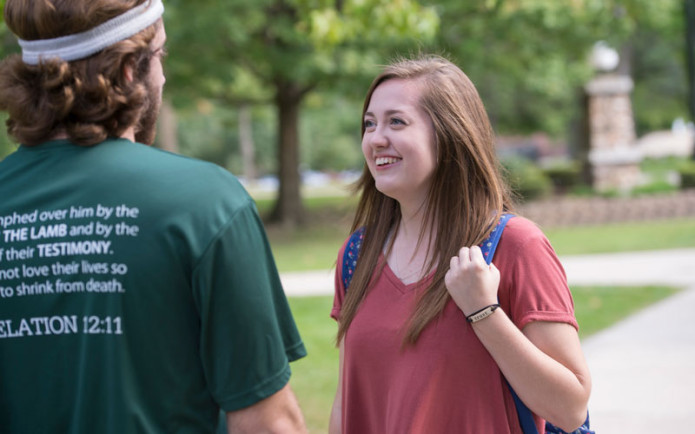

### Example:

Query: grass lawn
xmin=287 ymin=285 xmax=681 ymax=433
xmin=545 ymin=219 xmax=695 ymax=256
xmin=286 ymin=296 xmax=338 ymax=434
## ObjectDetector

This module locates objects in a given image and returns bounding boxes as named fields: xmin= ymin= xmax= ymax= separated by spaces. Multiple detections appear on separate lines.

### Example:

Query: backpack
xmin=340 ymin=213 xmax=594 ymax=434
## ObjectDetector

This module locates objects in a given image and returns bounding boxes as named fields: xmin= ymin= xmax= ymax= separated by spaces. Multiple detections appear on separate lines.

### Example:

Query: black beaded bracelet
xmin=466 ymin=304 xmax=500 ymax=323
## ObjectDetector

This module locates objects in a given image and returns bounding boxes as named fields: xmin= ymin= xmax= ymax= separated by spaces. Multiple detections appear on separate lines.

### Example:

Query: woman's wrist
xmin=465 ymin=303 xmax=500 ymax=323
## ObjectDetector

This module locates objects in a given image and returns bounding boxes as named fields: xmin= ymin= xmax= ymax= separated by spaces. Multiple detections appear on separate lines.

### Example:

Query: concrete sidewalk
xmin=280 ymin=248 xmax=695 ymax=433
xmin=563 ymin=249 xmax=695 ymax=433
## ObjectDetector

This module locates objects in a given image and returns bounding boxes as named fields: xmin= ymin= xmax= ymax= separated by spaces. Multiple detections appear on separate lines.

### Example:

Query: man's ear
xmin=122 ymin=59 xmax=135 ymax=82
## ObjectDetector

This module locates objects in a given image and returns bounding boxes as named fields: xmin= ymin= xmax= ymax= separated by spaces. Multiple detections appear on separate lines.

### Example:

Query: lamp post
xmin=583 ymin=42 xmax=642 ymax=194
xmin=590 ymin=41 xmax=620 ymax=73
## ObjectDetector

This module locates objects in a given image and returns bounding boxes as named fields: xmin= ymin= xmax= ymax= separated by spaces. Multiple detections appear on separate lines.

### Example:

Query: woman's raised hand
xmin=444 ymin=245 xmax=500 ymax=317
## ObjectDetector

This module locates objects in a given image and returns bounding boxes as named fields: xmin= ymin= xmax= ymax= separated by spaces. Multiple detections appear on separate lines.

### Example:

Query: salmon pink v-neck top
xmin=331 ymin=216 xmax=578 ymax=434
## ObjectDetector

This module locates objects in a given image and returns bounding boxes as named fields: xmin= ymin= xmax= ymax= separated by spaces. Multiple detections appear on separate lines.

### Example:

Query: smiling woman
xmin=362 ymin=78 xmax=437 ymax=210
xmin=329 ymin=55 xmax=593 ymax=434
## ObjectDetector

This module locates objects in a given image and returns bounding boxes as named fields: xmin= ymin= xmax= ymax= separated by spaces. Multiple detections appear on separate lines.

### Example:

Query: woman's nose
xmin=368 ymin=127 xmax=388 ymax=149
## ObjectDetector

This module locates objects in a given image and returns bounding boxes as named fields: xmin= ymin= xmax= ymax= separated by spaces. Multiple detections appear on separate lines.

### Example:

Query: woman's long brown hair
xmin=336 ymin=55 xmax=515 ymax=346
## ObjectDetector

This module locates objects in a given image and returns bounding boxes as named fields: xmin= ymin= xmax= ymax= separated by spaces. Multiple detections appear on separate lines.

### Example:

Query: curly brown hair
xmin=0 ymin=0 xmax=159 ymax=146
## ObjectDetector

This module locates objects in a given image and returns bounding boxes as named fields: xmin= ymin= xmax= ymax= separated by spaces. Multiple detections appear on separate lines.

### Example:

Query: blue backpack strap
xmin=478 ymin=214 xmax=538 ymax=434
xmin=486 ymin=215 xmax=594 ymax=434
xmin=341 ymin=227 xmax=364 ymax=291
xmin=508 ymin=382 xmax=539 ymax=434
xmin=479 ymin=213 xmax=513 ymax=265
xmin=545 ymin=413 xmax=594 ymax=434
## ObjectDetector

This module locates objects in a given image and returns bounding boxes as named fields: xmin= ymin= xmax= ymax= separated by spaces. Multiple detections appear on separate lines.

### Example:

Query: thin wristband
xmin=466 ymin=304 xmax=500 ymax=323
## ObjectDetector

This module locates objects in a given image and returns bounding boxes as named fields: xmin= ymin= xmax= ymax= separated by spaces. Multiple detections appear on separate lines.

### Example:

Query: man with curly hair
xmin=0 ymin=1 xmax=307 ymax=433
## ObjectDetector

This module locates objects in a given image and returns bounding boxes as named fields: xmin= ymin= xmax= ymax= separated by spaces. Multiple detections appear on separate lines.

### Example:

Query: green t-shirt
xmin=0 ymin=139 xmax=306 ymax=433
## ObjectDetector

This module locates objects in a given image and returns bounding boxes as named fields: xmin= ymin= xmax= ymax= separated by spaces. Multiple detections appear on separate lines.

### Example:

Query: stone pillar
xmin=582 ymin=43 xmax=642 ymax=193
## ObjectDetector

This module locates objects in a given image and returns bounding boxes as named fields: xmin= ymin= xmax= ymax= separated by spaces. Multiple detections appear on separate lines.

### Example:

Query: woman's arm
xmin=329 ymin=337 xmax=345 ymax=434
xmin=445 ymin=245 xmax=591 ymax=432
xmin=471 ymin=310 xmax=591 ymax=431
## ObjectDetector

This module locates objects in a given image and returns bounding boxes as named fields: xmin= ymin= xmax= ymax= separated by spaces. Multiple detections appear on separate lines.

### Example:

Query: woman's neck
xmin=387 ymin=201 xmax=437 ymax=284
xmin=397 ymin=197 xmax=433 ymax=241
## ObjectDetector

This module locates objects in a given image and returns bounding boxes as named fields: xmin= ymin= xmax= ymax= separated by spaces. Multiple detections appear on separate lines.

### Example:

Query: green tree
xmin=686 ymin=0 xmax=695 ymax=122
xmin=427 ymin=1 xmax=609 ymax=136
xmin=428 ymin=0 xmax=686 ymax=139
xmin=0 ymin=3 xmax=20 ymax=160
xmin=165 ymin=0 xmax=438 ymax=226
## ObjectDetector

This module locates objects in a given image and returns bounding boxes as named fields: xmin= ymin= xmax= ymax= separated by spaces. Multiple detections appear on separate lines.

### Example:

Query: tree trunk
xmin=238 ymin=104 xmax=257 ymax=181
xmin=157 ymin=99 xmax=179 ymax=153
xmin=269 ymin=80 xmax=306 ymax=227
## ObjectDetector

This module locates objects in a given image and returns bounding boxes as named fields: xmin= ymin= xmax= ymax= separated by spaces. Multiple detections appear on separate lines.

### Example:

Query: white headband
xmin=18 ymin=0 xmax=164 ymax=65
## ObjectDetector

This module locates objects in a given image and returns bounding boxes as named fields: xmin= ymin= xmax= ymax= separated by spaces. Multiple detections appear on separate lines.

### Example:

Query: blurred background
xmin=1 ymin=0 xmax=694 ymax=229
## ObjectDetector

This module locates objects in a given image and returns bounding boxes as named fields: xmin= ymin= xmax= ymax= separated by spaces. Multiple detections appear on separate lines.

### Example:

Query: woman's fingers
xmin=457 ymin=246 xmax=470 ymax=263
xmin=455 ymin=245 xmax=488 ymax=271
xmin=446 ymin=244 xmax=500 ymax=315
xmin=468 ymin=245 xmax=485 ymax=264
xmin=449 ymin=255 xmax=460 ymax=269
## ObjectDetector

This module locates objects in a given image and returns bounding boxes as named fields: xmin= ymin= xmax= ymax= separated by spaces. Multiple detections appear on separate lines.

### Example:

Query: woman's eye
xmin=364 ymin=119 xmax=376 ymax=129
xmin=391 ymin=118 xmax=405 ymax=126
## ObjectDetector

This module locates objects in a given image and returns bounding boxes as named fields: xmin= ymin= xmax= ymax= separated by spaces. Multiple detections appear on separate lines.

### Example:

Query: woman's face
xmin=362 ymin=78 xmax=436 ymax=207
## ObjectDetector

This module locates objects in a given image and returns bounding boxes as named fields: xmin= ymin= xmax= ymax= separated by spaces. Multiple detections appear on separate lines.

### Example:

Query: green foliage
xmin=158 ymin=0 xmax=690 ymax=202
xmin=422 ymin=0 xmax=687 ymax=140
xmin=501 ymin=157 xmax=552 ymax=202
xmin=568 ymin=183 xmax=597 ymax=197
xmin=0 ymin=11 xmax=19 ymax=159
xmin=678 ymin=162 xmax=695 ymax=189
xmin=543 ymin=162 xmax=581 ymax=194
xmin=301 ymin=95 xmax=363 ymax=172
xmin=306 ymin=0 xmax=438 ymax=51
xmin=172 ymin=95 xmax=364 ymax=176
xmin=0 ymin=113 xmax=18 ymax=161
xmin=164 ymin=0 xmax=439 ymax=103
xmin=631 ymin=27 xmax=689 ymax=135
xmin=631 ymin=180 xmax=679 ymax=196
xmin=175 ymin=102 xmax=278 ymax=176
xmin=428 ymin=0 xmax=602 ymax=137
xmin=639 ymin=157 xmax=692 ymax=192
xmin=641 ymin=156 xmax=691 ymax=173
xmin=163 ymin=0 xmax=439 ymax=224
xmin=594 ymin=0 xmax=688 ymax=135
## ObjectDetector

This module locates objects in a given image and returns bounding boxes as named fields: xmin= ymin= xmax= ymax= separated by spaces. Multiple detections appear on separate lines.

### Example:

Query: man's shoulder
xmin=112 ymin=140 xmax=242 ymax=187
xmin=102 ymin=139 xmax=250 ymax=207
xmin=116 ymin=139 xmax=223 ymax=170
